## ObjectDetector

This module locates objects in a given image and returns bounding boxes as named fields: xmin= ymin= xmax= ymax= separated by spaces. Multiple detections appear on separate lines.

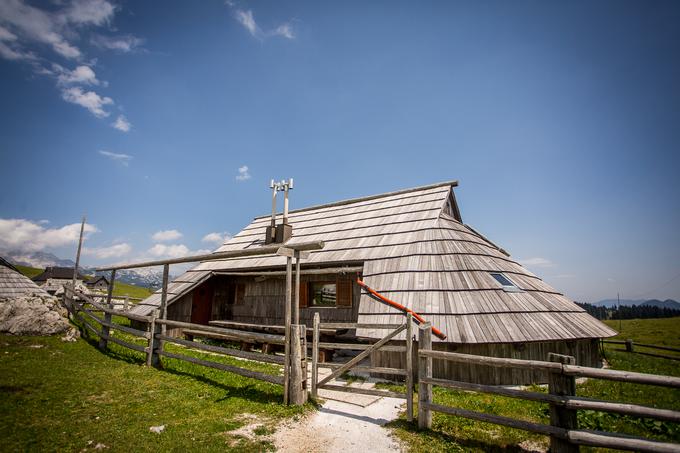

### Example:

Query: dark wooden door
xmin=191 ymin=282 xmax=214 ymax=325
xmin=224 ymin=283 xmax=235 ymax=320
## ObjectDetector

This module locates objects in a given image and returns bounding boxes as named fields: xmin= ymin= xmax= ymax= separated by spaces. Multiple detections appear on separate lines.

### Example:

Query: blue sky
xmin=1 ymin=0 xmax=679 ymax=302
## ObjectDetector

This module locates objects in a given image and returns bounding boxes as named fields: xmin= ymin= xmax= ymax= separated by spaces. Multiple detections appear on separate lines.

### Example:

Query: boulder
xmin=0 ymin=291 xmax=72 ymax=336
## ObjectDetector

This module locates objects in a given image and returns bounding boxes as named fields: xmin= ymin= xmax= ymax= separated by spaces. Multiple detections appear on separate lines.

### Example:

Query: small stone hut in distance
xmin=132 ymin=181 xmax=616 ymax=384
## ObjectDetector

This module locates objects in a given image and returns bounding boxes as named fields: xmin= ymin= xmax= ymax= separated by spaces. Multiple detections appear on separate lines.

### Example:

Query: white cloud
xmin=0 ymin=0 xmax=84 ymax=59
xmin=235 ymin=9 xmax=258 ymax=37
xmin=202 ymin=232 xmax=232 ymax=244
xmin=233 ymin=9 xmax=294 ymax=40
xmin=0 ymin=39 xmax=35 ymax=60
xmin=98 ymin=150 xmax=132 ymax=166
xmin=518 ymin=257 xmax=555 ymax=268
xmin=151 ymin=230 xmax=183 ymax=242
xmin=62 ymin=86 xmax=113 ymax=117
xmin=112 ymin=114 xmax=131 ymax=132
xmin=147 ymin=244 xmax=211 ymax=259
xmin=236 ymin=165 xmax=251 ymax=181
xmin=0 ymin=1 xmax=139 ymax=128
xmin=91 ymin=34 xmax=143 ymax=53
xmin=272 ymin=23 xmax=294 ymax=39
xmin=61 ymin=0 xmax=116 ymax=26
xmin=0 ymin=218 xmax=98 ymax=253
xmin=0 ymin=25 xmax=17 ymax=41
xmin=0 ymin=25 xmax=37 ymax=60
xmin=56 ymin=64 xmax=101 ymax=86
xmin=83 ymin=243 xmax=131 ymax=259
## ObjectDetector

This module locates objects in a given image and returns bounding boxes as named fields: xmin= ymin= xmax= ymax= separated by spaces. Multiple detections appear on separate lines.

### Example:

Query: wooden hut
xmin=131 ymin=181 xmax=616 ymax=384
xmin=0 ymin=257 xmax=49 ymax=298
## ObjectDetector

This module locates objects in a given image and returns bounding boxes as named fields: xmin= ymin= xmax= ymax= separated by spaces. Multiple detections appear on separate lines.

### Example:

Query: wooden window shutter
xmin=298 ymin=281 xmax=308 ymax=308
xmin=336 ymin=277 xmax=352 ymax=307
xmin=235 ymin=284 xmax=246 ymax=305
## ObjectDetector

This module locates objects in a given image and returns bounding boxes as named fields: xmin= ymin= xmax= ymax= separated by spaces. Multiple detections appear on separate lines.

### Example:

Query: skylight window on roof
xmin=490 ymin=273 xmax=522 ymax=292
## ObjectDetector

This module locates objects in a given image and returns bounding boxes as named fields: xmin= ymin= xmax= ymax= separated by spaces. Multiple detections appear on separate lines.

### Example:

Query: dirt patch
xmin=272 ymin=397 xmax=404 ymax=453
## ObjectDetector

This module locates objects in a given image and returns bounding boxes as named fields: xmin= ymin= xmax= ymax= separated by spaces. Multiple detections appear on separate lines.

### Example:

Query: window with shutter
xmin=336 ymin=277 xmax=353 ymax=307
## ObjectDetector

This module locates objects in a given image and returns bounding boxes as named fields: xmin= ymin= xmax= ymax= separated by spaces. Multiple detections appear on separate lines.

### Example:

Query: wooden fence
xmin=310 ymin=312 xmax=415 ymax=420
xmin=603 ymin=339 xmax=680 ymax=361
xmin=417 ymin=322 xmax=680 ymax=453
xmin=64 ymin=286 xmax=306 ymax=402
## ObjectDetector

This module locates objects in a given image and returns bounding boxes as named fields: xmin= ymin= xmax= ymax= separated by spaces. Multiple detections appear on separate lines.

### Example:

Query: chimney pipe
xmin=270 ymin=179 xmax=277 ymax=242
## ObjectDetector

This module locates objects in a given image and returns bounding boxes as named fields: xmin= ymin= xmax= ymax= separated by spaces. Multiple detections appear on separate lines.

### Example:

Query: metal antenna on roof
xmin=269 ymin=180 xmax=277 ymax=242
xmin=266 ymin=179 xmax=294 ymax=244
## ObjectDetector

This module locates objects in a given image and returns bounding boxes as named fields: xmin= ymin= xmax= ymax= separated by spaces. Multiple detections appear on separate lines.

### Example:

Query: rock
xmin=149 ymin=425 xmax=165 ymax=434
xmin=0 ymin=291 xmax=72 ymax=336
xmin=61 ymin=327 xmax=80 ymax=342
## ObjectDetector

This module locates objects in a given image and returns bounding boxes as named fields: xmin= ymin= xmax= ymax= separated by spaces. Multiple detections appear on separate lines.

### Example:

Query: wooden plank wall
xmin=207 ymin=273 xmax=362 ymax=328
xmin=371 ymin=338 xmax=601 ymax=385
xmin=166 ymin=293 xmax=192 ymax=337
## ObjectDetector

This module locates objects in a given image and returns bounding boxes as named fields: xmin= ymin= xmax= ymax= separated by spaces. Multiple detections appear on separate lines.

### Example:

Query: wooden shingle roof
xmin=132 ymin=181 xmax=616 ymax=343
xmin=0 ymin=261 xmax=48 ymax=298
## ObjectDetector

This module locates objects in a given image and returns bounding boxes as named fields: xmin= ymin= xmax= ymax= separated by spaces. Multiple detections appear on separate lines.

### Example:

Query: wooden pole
xmin=155 ymin=264 xmax=170 ymax=367
xmin=289 ymin=324 xmax=306 ymax=405
xmin=418 ymin=322 xmax=432 ymax=430
xmin=72 ymin=216 xmax=86 ymax=290
xmin=625 ymin=339 xmax=634 ymax=353
xmin=548 ymin=353 xmax=578 ymax=453
xmin=124 ymin=295 xmax=129 ymax=311
xmin=294 ymin=251 xmax=301 ymax=325
xmin=283 ymin=255 xmax=292 ymax=404
xmin=311 ymin=312 xmax=320 ymax=399
xmin=98 ymin=269 xmax=116 ymax=350
xmin=147 ymin=309 xmax=158 ymax=367
xmin=406 ymin=312 xmax=414 ymax=423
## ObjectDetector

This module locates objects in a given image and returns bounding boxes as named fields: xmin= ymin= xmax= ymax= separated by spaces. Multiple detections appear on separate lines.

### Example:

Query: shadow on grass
xmin=387 ymin=419 xmax=533 ymax=452
xmin=76 ymin=323 xmax=284 ymax=406
xmin=162 ymin=366 xmax=283 ymax=405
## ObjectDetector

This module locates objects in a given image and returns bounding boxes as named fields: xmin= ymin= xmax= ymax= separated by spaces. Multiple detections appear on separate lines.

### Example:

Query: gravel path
xmin=273 ymin=396 xmax=405 ymax=453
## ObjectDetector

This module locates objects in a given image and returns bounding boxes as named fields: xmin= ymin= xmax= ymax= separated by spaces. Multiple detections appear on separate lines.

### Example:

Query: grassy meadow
xmin=0 ymin=315 xmax=305 ymax=452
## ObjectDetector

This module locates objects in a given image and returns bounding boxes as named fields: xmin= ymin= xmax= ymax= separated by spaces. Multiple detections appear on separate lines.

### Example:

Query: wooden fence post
xmin=418 ymin=322 xmax=433 ymax=430
xmin=311 ymin=312 xmax=320 ymax=399
xmin=548 ymin=353 xmax=578 ymax=453
xmin=98 ymin=269 xmax=116 ymax=350
xmin=289 ymin=324 xmax=306 ymax=405
xmin=406 ymin=312 xmax=414 ymax=423
xmin=147 ymin=309 xmax=158 ymax=366
xmin=153 ymin=264 xmax=170 ymax=368
xmin=625 ymin=339 xmax=634 ymax=353
xmin=124 ymin=295 xmax=130 ymax=311
xmin=283 ymin=255 xmax=293 ymax=405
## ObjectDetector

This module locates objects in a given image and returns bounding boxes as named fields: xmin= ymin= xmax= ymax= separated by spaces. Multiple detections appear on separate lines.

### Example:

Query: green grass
xmin=110 ymin=281 xmax=153 ymax=299
xmin=14 ymin=265 xmax=43 ymax=279
xmin=0 ymin=316 xmax=309 ymax=452
xmin=385 ymin=317 xmax=680 ymax=452
xmin=604 ymin=317 xmax=680 ymax=350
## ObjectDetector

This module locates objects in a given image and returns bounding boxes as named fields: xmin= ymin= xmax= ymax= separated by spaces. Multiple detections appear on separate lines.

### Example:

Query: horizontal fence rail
xmin=603 ymin=339 xmax=680 ymax=361
xmin=63 ymin=286 xmax=290 ymax=391
xmin=417 ymin=323 xmax=680 ymax=453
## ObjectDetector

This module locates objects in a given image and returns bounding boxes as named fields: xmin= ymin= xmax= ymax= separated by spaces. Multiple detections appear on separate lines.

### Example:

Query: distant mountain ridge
xmin=594 ymin=298 xmax=680 ymax=310
xmin=3 ymin=251 xmax=165 ymax=290
xmin=6 ymin=251 xmax=76 ymax=269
